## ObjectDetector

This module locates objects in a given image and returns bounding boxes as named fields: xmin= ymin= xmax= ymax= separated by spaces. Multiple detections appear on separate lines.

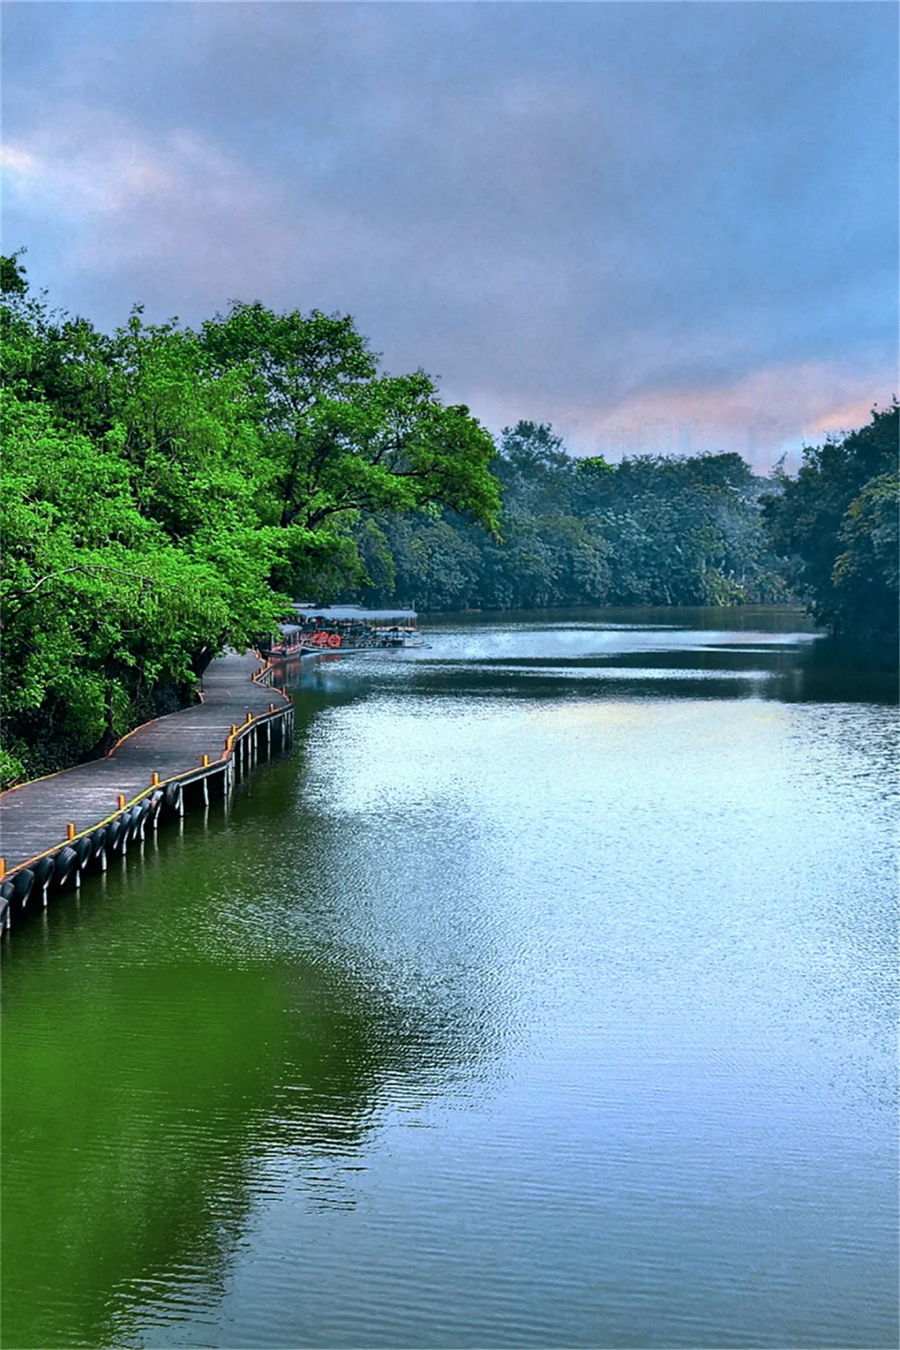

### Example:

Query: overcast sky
xmin=3 ymin=1 xmax=897 ymax=468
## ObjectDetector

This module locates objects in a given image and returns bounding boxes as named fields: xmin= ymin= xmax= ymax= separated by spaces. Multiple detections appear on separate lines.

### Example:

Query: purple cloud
xmin=3 ymin=2 xmax=896 ymax=467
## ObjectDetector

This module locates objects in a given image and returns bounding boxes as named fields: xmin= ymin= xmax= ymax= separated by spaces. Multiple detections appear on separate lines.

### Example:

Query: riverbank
xmin=0 ymin=651 xmax=294 ymax=929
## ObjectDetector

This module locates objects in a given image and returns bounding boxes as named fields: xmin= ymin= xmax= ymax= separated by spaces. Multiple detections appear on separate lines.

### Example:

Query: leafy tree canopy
xmin=0 ymin=264 xmax=499 ymax=784
xmin=763 ymin=402 xmax=899 ymax=662
xmin=343 ymin=421 xmax=788 ymax=613
xmin=199 ymin=301 xmax=500 ymax=534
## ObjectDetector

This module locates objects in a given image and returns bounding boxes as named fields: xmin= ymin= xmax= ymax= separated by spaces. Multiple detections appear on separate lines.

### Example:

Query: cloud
xmin=2 ymin=106 xmax=303 ymax=315
xmin=3 ymin=2 xmax=896 ymax=462
xmin=573 ymin=360 xmax=892 ymax=468
xmin=456 ymin=356 xmax=894 ymax=472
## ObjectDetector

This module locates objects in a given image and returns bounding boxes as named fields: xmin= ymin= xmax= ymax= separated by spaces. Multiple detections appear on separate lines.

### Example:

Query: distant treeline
xmin=336 ymin=422 xmax=790 ymax=612
xmin=333 ymin=411 xmax=898 ymax=670
xmin=2 ymin=251 xmax=896 ymax=786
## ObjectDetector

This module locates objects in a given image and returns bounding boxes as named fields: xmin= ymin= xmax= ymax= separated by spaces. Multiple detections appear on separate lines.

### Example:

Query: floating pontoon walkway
xmin=0 ymin=651 xmax=294 ymax=928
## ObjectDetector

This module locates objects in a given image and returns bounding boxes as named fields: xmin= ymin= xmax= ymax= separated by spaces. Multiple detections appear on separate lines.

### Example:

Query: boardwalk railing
xmin=0 ymin=654 xmax=295 ymax=933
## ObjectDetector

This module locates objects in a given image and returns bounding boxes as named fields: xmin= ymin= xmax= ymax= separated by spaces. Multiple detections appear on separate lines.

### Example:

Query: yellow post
xmin=231 ymin=724 xmax=238 ymax=735
xmin=67 ymin=823 xmax=76 ymax=841
xmin=201 ymin=754 xmax=210 ymax=767
xmin=269 ymin=703 xmax=275 ymax=713
xmin=117 ymin=795 xmax=126 ymax=809
xmin=246 ymin=711 xmax=253 ymax=723
xmin=0 ymin=859 xmax=5 ymax=882
xmin=152 ymin=772 xmax=160 ymax=786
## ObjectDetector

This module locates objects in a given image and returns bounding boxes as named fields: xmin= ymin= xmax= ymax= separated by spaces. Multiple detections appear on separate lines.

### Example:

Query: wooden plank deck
xmin=0 ymin=652 xmax=292 ymax=879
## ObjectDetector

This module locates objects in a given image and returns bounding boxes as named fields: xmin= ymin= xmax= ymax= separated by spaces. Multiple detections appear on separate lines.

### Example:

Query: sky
xmin=3 ymin=1 xmax=897 ymax=470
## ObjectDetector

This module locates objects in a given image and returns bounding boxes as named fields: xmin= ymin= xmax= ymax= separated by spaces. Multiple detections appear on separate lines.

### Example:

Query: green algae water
xmin=2 ymin=608 xmax=897 ymax=1349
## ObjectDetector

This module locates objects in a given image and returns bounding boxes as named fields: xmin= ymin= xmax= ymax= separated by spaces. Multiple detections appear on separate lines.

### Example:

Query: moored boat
xmin=259 ymin=604 xmax=425 ymax=658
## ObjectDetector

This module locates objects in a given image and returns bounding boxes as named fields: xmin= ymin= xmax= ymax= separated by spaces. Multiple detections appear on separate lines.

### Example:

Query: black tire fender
xmin=106 ymin=817 xmax=124 ymax=853
xmin=12 ymin=868 xmax=35 ymax=905
xmin=54 ymin=846 xmax=78 ymax=889
xmin=33 ymin=856 xmax=55 ymax=889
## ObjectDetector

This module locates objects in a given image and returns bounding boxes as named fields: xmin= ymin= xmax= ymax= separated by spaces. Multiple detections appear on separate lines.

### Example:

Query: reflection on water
xmin=2 ymin=608 xmax=897 ymax=1348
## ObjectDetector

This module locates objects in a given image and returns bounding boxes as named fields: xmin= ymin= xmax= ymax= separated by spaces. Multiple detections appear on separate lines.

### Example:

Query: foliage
xmin=198 ymin=302 xmax=500 ymax=531
xmin=762 ymin=403 xmax=899 ymax=663
xmin=1 ymin=368 xmax=288 ymax=781
xmin=0 ymin=262 xmax=499 ymax=785
xmin=350 ymin=423 xmax=787 ymax=612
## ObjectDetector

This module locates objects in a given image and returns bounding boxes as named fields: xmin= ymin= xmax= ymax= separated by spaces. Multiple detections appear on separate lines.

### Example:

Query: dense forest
xmin=2 ymin=255 xmax=897 ymax=786
xmin=340 ymin=412 xmax=898 ymax=652
xmin=338 ymin=421 xmax=789 ymax=612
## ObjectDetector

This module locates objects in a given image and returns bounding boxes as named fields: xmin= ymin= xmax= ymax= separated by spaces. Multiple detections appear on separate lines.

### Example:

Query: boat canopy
xmin=290 ymin=604 xmax=417 ymax=621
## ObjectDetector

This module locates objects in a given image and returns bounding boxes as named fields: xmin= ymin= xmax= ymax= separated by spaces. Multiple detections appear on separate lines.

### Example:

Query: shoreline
xmin=0 ymin=652 xmax=294 ymax=933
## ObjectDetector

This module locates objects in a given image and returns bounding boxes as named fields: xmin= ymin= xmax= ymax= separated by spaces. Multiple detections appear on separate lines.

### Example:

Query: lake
xmin=2 ymin=607 xmax=897 ymax=1348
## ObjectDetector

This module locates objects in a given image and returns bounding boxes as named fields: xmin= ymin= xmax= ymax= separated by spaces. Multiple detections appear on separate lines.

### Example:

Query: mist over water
xmin=2 ymin=608 xmax=897 ymax=1349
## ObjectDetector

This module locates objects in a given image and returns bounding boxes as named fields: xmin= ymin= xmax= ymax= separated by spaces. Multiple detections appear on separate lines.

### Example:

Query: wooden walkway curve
xmin=0 ymin=651 xmax=294 ymax=927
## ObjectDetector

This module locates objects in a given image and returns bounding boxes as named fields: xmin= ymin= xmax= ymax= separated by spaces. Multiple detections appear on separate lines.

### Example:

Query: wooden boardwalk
xmin=0 ymin=652 xmax=294 ymax=925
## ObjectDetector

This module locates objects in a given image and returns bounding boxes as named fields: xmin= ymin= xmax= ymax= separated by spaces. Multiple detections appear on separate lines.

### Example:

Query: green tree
xmin=0 ymin=265 xmax=504 ymax=784
xmin=353 ymin=421 xmax=783 ymax=614
xmin=198 ymin=302 xmax=500 ymax=545
xmin=763 ymin=403 xmax=899 ymax=661
xmin=832 ymin=473 xmax=899 ymax=657
xmin=1 ymin=388 xmax=289 ymax=781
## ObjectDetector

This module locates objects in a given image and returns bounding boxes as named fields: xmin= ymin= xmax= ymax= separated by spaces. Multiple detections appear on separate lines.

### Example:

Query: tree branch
xmin=2 ymin=564 xmax=156 ymax=623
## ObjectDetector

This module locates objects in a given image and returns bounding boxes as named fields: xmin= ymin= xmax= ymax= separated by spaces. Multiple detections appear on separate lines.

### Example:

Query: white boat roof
xmin=291 ymin=604 xmax=417 ymax=620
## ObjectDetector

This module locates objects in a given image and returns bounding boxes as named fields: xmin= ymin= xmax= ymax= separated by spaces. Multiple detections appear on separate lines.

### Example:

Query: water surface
xmin=2 ymin=607 xmax=897 ymax=1348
